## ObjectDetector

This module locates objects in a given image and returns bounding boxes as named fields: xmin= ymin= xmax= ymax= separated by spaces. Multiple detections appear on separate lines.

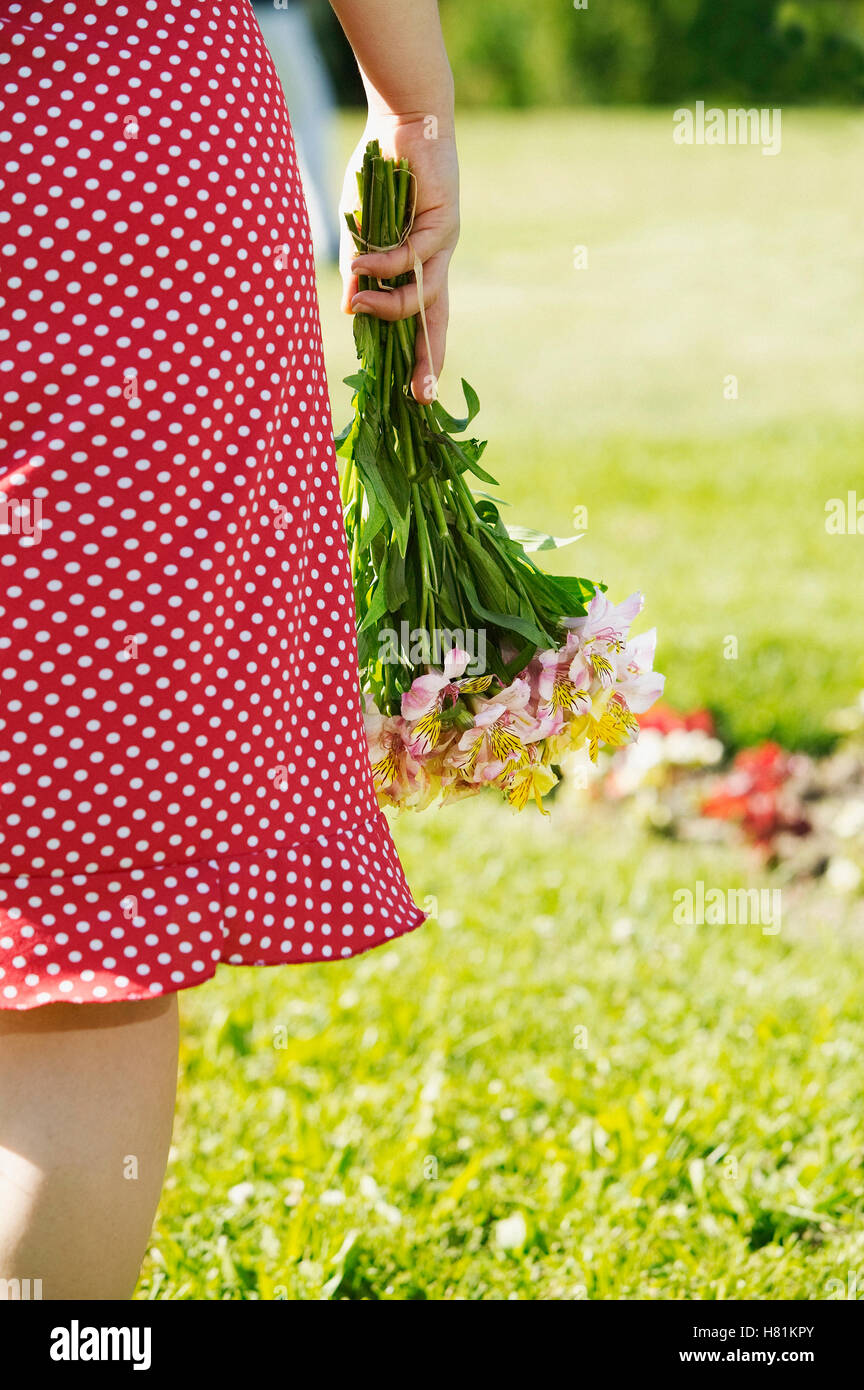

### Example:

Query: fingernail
xmin=350 ymin=295 xmax=366 ymax=311
xmin=350 ymin=258 xmax=366 ymax=272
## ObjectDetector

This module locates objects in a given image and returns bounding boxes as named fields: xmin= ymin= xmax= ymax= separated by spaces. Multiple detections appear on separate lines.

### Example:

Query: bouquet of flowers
xmin=338 ymin=141 xmax=664 ymax=812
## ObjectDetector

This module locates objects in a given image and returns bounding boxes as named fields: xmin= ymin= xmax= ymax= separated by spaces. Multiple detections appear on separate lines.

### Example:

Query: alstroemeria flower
xmin=567 ymin=589 xmax=644 ymax=644
xmin=566 ymin=590 xmax=645 ymax=687
xmin=615 ymin=628 xmax=666 ymax=713
xmin=499 ymin=743 xmax=559 ymax=813
xmin=364 ymin=704 xmax=412 ymax=792
xmin=536 ymin=644 xmax=592 ymax=718
xmin=364 ymin=702 xmax=448 ymax=810
xmin=402 ymin=647 xmax=494 ymax=756
xmin=365 ymin=583 xmax=664 ymax=815
xmin=453 ymin=678 xmax=548 ymax=780
xmin=554 ymin=687 xmax=640 ymax=765
xmin=587 ymin=690 xmax=640 ymax=761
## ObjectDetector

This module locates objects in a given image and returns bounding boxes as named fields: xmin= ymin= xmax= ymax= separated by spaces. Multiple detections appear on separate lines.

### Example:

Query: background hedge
xmin=309 ymin=0 xmax=864 ymax=107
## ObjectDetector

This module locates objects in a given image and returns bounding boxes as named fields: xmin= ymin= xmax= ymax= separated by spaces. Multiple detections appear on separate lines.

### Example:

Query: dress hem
xmin=0 ymin=815 xmax=428 ymax=1011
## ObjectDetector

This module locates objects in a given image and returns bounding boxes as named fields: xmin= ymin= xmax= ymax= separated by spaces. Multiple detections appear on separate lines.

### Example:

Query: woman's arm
xmin=329 ymin=0 xmax=454 ymax=125
xmin=329 ymin=0 xmax=459 ymax=402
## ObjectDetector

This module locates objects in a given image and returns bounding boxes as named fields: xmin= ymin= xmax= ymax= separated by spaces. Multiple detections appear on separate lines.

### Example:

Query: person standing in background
xmin=252 ymin=0 xmax=341 ymax=262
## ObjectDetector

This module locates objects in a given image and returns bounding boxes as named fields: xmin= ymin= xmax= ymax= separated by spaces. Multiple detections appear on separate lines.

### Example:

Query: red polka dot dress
xmin=0 ymin=0 xmax=426 ymax=1009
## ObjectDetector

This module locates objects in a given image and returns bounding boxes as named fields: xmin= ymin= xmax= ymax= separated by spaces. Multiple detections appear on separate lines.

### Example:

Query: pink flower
xmin=401 ymin=646 xmax=471 ymax=721
xmin=615 ymin=628 xmax=665 ymax=712
xmin=566 ymin=589 xmax=644 ymax=646
xmin=401 ymin=647 xmax=494 ymax=756
xmin=365 ymin=707 xmax=441 ymax=809
xmin=364 ymin=704 xmax=412 ymax=793
xmin=566 ymin=590 xmax=644 ymax=687
xmin=536 ymin=643 xmax=591 ymax=719
xmin=453 ymin=678 xmax=549 ymax=781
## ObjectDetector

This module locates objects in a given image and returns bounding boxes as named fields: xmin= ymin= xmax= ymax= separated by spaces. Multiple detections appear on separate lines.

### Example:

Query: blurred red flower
xmin=701 ymin=742 xmax=811 ymax=851
xmin=639 ymin=702 xmax=716 ymax=736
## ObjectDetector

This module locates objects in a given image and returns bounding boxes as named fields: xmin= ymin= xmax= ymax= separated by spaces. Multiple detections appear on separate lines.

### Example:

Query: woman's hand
xmin=339 ymin=113 xmax=459 ymax=404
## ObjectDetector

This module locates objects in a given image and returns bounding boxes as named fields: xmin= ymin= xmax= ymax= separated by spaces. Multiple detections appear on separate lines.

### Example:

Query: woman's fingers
xmin=350 ymin=224 xmax=446 ymax=282
xmin=340 ymin=268 xmax=359 ymax=315
xmin=350 ymin=248 xmax=451 ymax=402
xmin=338 ymin=207 xmax=362 ymax=313
xmin=350 ymin=282 xmax=419 ymax=322
xmin=351 ymin=250 xmax=447 ymax=322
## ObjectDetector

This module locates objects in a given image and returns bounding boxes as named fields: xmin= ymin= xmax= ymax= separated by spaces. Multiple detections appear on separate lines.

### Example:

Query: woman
xmin=0 ymin=0 xmax=458 ymax=1299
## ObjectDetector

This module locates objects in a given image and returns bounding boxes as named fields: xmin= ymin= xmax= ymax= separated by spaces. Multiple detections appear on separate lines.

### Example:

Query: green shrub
xmin=309 ymin=0 xmax=864 ymax=107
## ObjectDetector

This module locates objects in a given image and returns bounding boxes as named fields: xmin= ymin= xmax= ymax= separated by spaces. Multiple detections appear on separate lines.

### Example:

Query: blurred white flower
xmin=826 ymin=857 xmax=862 ymax=894
xmin=227 ymin=1181 xmax=255 ymax=1206
xmin=604 ymin=728 xmax=723 ymax=796
xmin=611 ymin=916 xmax=634 ymax=943
xmin=358 ymin=1174 xmax=402 ymax=1224
xmin=495 ymin=1212 xmax=528 ymax=1250
xmin=832 ymin=801 xmax=864 ymax=839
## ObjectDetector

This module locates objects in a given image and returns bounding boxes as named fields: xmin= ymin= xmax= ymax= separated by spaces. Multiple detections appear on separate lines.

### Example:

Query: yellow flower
xmin=554 ymin=689 xmax=637 ymax=764
xmin=499 ymin=750 xmax=559 ymax=813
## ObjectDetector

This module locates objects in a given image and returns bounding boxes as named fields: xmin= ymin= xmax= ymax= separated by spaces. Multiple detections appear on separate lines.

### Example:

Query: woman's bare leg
xmin=0 ymin=995 xmax=178 ymax=1300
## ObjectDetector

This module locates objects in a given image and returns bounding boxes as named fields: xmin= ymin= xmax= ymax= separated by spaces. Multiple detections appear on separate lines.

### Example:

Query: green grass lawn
xmin=142 ymin=797 xmax=864 ymax=1301
xmin=138 ymin=111 xmax=864 ymax=1301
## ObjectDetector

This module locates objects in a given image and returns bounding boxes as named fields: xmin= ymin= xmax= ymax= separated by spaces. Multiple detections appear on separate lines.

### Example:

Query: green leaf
xmin=429 ymin=377 xmax=481 ymax=434
xmin=505 ymin=524 xmax=584 ymax=552
xmin=359 ymin=491 xmax=387 ymax=549
xmin=542 ymin=572 xmax=598 ymax=617
xmin=458 ymin=530 xmax=512 ymax=612
xmin=444 ymin=437 xmax=499 ymax=487
xmin=438 ymin=561 xmax=464 ymax=628
xmin=376 ymin=430 xmax=411 ymax=518
xmin=352 ymin=406 xmax=411 ymax=550
xmin=384 ymin=547 xmax=409 ymax=610
xmin=455 ymin=557 xmax=552 ymax=650
xmin=474 ymin=498 xmax=509 ymax=540
xmin=353 ymin=311 xmax=376 ymax=362
xmin=335 ymin=414 xmax=357 ymax=456
xmin=358 ymin=572 xmax=391 ymax=633
xmin=356 ymin=625 xmax=380 ymax=669
xmin=402 ymin=544 xmax=424 ymax=636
